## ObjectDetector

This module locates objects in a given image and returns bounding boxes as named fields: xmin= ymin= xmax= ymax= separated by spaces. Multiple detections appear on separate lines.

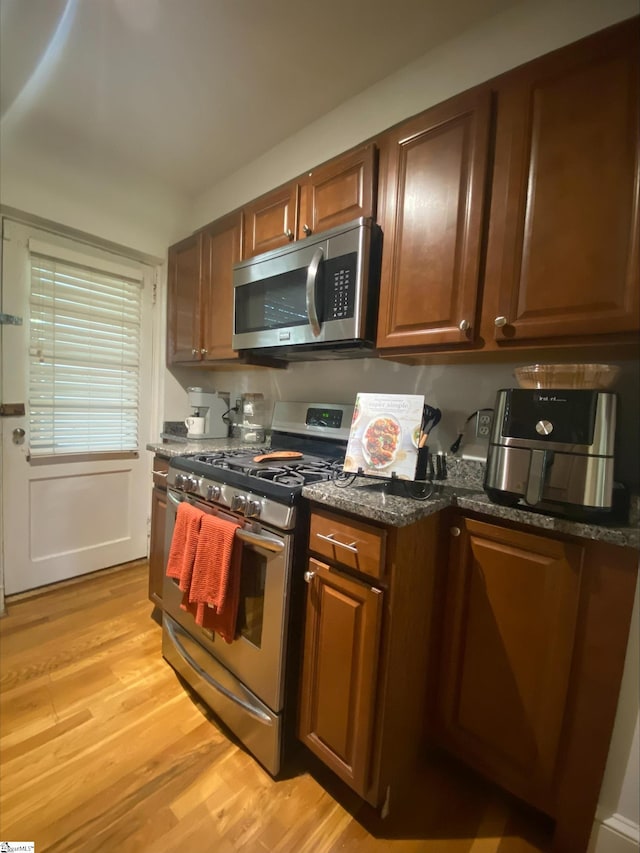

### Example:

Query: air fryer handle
xmin=525 ymin=449 xmax=553 ymax=506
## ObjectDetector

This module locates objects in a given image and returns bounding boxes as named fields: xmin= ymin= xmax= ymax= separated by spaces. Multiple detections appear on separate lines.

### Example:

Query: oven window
xmin=236 ymin=547 xmax=266 ymax=648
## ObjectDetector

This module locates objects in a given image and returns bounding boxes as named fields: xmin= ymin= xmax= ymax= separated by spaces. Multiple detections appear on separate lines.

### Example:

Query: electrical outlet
xmin=475 ymin=411 xmax=492 ymax=439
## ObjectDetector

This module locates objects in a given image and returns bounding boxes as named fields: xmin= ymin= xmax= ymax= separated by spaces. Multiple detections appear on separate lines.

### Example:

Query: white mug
xmin=185 ymin=416 xmax=205 ymax=435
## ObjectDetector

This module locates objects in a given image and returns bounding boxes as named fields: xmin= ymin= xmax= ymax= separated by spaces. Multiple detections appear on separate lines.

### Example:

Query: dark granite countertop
xmin=301 ymin=478 xmax=640 ymax=550
xmin=146 ymin=439 xmax=264 ymax=458
xmin=147 ymin=441 xmax=639 ymax=550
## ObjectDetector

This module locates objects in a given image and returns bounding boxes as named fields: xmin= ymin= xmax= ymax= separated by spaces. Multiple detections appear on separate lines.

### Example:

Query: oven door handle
xmin=164 ymin=617 xmax=273 ymax=724
xmin=305 ymin=246 xmax=323 ymax=338
xmin=236 ymin=528 xmax=284 ymax=554
xmin=168 ymin=490 xmax=285 ymax=554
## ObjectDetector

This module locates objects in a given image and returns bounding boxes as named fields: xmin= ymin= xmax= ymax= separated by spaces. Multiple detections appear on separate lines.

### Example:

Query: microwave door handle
xmin=305 ymin=247 xmax=323 ymax=337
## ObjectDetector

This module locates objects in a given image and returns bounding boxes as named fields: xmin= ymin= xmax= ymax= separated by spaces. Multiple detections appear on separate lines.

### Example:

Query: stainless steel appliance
xmin=162 ymin=401 xmax=353 ymax=775
xmin=186 ymin=387 xmax=230 ymax=439
xmin=232 ymin=217 xmax=381 ymax=358
xmin=484 ymin=388 xmax=621 ymax=520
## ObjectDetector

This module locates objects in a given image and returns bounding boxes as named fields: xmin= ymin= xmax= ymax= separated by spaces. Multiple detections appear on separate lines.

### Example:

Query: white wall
xmin=0 ymin=138 xmax=188 ymax=259
xmin=190 ymin=0 xmax=639 ymax=229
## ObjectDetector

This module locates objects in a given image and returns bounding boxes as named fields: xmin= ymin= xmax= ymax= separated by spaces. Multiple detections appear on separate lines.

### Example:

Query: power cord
xmin=450 ymin=408 xmax=494 ymax=454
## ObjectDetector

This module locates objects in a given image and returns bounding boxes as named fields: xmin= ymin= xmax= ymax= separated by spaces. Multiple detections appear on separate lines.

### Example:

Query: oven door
xmin=163 ymin=489 xmax=293 ymax=713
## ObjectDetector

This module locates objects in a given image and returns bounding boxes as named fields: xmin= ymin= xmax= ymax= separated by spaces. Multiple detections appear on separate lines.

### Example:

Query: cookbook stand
xmin=335 ymin=447 xmax=436 ymax=501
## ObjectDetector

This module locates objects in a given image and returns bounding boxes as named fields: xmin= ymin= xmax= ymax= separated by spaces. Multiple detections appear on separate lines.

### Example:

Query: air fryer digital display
xmin=503 ymin=390 xmax=599 ymax=444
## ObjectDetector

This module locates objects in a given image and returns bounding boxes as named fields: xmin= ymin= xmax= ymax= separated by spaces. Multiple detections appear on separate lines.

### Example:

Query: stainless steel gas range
xmin=162 ymin=401 xmax=353 ymax=775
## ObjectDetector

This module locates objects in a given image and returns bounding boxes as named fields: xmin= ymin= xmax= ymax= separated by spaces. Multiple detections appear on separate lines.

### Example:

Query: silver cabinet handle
xmin=494 ymin=316 xmax=508 ymax=327
xmin=450 ymin=526 xmax=461 ymax=537
xmin=316 ymin=531 xmax=358 ymax=553
xmin=285 ymin=228 xmax=294 ymax=240
xmin=303 ymin=224 xmax=312 ymax=236
xmin=305 ymin=246 xmax=323 ymax=338
xmin=152 ymin=469 xmax=168 ymax=478
xmin=458 ymin=319 xmax=470 ymax=332
xmin=304 ymin=570 xmax=315 ymax=583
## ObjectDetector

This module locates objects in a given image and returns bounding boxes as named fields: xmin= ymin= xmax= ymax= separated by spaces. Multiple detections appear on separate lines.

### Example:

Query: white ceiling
xmin=1 ymin=0 xmax=520 ymax=199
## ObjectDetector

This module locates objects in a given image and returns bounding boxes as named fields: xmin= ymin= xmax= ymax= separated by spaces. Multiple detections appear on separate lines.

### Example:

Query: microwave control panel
xmin=325 ymin=252 xmax=357 ymax=320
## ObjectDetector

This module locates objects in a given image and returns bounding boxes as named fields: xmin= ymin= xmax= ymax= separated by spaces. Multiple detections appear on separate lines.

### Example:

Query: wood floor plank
xmin=0 ymin=562 xmax=552 ymax=853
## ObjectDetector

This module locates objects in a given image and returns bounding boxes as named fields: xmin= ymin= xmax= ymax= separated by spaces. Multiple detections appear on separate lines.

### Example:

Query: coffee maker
xmin=186 ymin=387 xmax=230 ymax=439
xmin=484 ymin=388 xmax=624 ymax=522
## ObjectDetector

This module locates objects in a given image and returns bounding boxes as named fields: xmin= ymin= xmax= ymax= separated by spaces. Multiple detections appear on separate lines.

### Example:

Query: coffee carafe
xmin=484 ymin=388 xmax=624 ymax=522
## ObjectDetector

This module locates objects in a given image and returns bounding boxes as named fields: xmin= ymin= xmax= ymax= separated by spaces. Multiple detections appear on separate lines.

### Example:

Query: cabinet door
xmin=485 ymin=19 xmax=639 ymax=343
xmin=376 ymin=88 xmax=491 ymax=350
xmin=299 ymin=143 xmax=376 ymax=237
xmin=298 ymin=558 xmax=383 ymax=797
xmin=201 ymin=211 xmax=243 ymax=361
xmin=166 ymin=233 xmax=202 ymax=363
xmin=242 ymin=183 xmax=300 ymax=259
xmin=437 ymin=517 xmax=583 ymax=814
xmin=148 ymin=484 xmax=167 ymax=606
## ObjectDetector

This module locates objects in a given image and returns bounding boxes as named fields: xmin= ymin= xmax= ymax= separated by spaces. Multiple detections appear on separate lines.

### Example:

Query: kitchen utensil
xmin=419 ymin=405 xmax=442 ymax=446
xmin=252 ymin=450 xmax=303 ymax=463
xmin=514 ymin=363 xmax=620 ymax=389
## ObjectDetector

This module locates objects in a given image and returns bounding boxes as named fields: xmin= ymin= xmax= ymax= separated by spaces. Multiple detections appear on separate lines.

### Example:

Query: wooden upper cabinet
xmin=201 ymin=211 xmax=243 ymax=361
xmin=242 ymin=144 xmax=377 ymax=259
xmin=242 ymin=183 xmax=299 ymax=259
xmin=376 ymin=88 xmax=492 ymax=350
xmin=436 ymin=517 xmax=584 ymax=815
xmin=167 ymin=211 xmax=243 ymax=365
xmin=484 ymin=18 xmax=640 ymax=344
xmin=167 ymin=232 xmax=202 ymax=363
xmin=300 ymin=143 xmax=377 ymax=237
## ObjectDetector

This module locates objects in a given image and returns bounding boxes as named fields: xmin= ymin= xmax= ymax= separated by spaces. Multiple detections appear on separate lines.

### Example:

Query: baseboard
xmin=589 ymin=814 xmax=640 ymax=853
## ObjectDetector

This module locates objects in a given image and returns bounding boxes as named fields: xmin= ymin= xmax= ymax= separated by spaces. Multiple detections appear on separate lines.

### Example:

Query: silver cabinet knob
xmin=450 ymin=526 xmax=461 ymax=537
xmin=285 ymin=228 xmax=294 ymax=240
xmin=304 ymin=570 xmax=316 ymax=584
xmin=494 ymin=316 xmax=508 ymax=327
xmin=303 ymin=224 xmax=312 ymax=236
xmin=191 ymin=348 xmax=198 ymax=356
xmin=200 ymin=348 xmax=207 ymax=356
xmin=12 ymin=427 xmax=25 ymax=444
xmin=458 ymin=319 xmax=470 ymax=332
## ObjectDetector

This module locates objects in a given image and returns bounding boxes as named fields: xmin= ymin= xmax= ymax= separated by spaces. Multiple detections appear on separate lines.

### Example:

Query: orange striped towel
xmin=166 ymin=502 xmax=203 ymax=592
xmin=188 ymin=513 xmax=241 ymax=613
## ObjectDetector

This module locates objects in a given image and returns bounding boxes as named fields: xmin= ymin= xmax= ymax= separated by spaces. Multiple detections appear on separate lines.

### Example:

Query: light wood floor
xmin=0 ymin=563 xmax=552 ymax=853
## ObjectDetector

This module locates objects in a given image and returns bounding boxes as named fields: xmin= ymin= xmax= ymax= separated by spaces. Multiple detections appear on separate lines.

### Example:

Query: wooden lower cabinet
xmin=436 ymin=516 xmax=583 ymax=814
xmin=436 ymin=514 xmax=638 ymax=853
xmin=148 ymin=455 xmax=169 ymax=607
xmin=298 ymin=557 xmax=383 ymax=796
xmin=298 ymin=508 xmax=443 ymax=810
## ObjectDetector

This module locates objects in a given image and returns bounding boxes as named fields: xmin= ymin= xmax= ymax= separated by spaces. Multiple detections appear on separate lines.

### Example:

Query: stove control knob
xmin=206 ymin=484 xmax=221 ymax=502
xmin=231 ymin=494 xmax=247 ymax=513
xmin=246 ymin=500 xmax=262 ymax=518
xmin=187 ymin=475 xmax=200 ymax=492
xmin=535 ymin=419 xmax=554 ymax=436
xmin=175 ymin=473 xmax=186 ymax=489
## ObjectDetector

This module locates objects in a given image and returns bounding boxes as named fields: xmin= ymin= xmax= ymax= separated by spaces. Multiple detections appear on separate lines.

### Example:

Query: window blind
xmin=28 ymin=251 xmax=143 ymax=456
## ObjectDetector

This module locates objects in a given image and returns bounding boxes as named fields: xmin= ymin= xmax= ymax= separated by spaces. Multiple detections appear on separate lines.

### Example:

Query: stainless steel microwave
xmin=232 ymin=217 xmax=381 ymax=358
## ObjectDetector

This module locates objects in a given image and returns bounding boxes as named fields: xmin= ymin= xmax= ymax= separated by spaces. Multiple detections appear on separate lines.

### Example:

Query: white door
xmin=1 ymin=220 xmax=155 ymax=596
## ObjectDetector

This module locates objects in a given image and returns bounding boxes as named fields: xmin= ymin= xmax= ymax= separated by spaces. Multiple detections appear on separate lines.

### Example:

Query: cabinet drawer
xmin=152 ymin=456 xmax=170 ymax=489
xmin=309 ymin=510 xmax=385 ymax=579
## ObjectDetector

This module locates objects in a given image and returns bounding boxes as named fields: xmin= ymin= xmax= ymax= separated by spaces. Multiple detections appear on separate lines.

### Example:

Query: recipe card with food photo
xmin=344 ymin=393 xmax=425 ymax=480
